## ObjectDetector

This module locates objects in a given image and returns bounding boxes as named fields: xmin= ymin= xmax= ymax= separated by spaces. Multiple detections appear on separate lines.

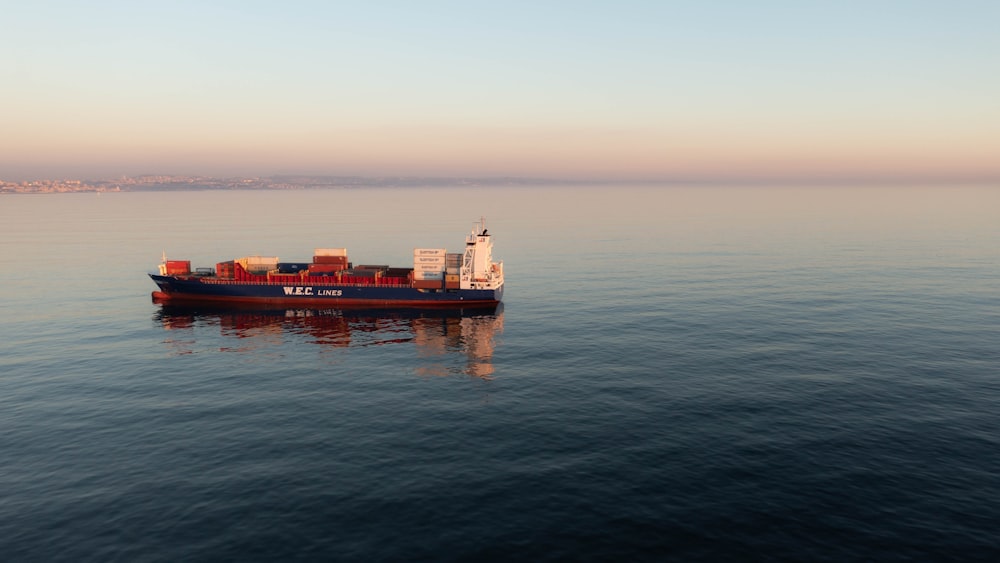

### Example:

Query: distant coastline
xmin=0 ymin=175 xmax=584 ymax=194
xmin=4 ymin=175 xmax=997 ymax=194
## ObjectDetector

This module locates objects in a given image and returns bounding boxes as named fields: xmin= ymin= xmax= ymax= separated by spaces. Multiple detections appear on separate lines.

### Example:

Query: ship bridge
xmin=461 ymin=218 xmax=504 ymax=291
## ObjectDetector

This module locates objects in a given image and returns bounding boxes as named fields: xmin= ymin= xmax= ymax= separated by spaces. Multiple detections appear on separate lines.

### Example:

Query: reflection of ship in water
xmin=154 ymin=303 xmax=504 ymax=378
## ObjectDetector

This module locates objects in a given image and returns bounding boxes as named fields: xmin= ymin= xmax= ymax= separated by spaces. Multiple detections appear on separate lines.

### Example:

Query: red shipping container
xmin=165 ymin=260 xmax=191 ymax=275
xmin=216 ymin=261 xmax=235 ymax=278
xmin=309 ymin=263 xmax=344 ymax=273
xmin=313 ymin=255 xmax=349 ymax=265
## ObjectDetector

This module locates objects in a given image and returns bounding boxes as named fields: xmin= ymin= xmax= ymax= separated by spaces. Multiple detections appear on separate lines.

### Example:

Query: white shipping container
xmin=237 ymin=256 xmax=279 ymax=267
xmin=237 ymin=255 xmax=280 ymax=263
xmin=413 ymin=248 xmax=447 ymax=257
xmin=314 ymin=248 xmax=348 ymax=257
xmin=413 ymin=271 xmax=444 ymax=280
xmin=237 ymin=256 xmax=280 ymax=274
xmin=414 ymin=255 xmax=446 ymax=264
xmin=414 ymin=263 xmax=445 ymax=272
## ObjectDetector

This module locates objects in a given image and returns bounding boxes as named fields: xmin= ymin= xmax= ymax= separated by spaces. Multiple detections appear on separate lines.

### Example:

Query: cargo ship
xmin=150 ymin=218 xmax=504 ymax=307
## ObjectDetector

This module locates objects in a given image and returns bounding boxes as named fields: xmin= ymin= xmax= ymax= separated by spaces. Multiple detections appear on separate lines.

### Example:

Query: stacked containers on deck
xmin=216 ymin=260 xmax=235 ymax=278
xmin=311 ymin=248 xmax=349 ymax=275
xmin=340 ymin=268 xmax=378 ymax=285
xmin=353 ymin=265 xmax=386 ymax=285
xmin=413 ymin=248 xmax=446 ymax=289
xmin=277 ymin=262 xmax=310 ymax=274
xmin=382 ymin=267 xmax=412 ymax=286
xmin=308 ymin=264 xmax=342 ymax=275
xmin=237 ymin=256 xmax=279 ymax=275
xmin=314 ymin=248 xmax=347 ymax=260
xmin=386 ymin=267 xmax=413 ymax=278
xmin=445 ymin=253 xmax=462 ymax=289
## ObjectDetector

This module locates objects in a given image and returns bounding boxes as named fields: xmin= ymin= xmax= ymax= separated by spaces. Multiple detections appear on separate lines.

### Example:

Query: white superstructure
xmin=461 ymin=218 xmax=504 ymax=291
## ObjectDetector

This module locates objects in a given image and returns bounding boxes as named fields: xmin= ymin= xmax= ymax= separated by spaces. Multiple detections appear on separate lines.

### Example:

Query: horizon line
xmin=2 ymin=173 xmax=999 ymax=188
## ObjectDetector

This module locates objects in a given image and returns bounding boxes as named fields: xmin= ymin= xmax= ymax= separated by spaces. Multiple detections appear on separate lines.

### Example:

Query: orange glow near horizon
xmin=4 ymin=120 xmax=998 ymax=183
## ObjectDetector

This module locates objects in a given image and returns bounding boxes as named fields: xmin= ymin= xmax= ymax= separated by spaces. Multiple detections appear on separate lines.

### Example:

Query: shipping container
xmin=313 ymin=255 xmax=350 ymax=265
xmin=413 ymin=270 xmax=445 ymax=280
xmin=413 ymin=248 xmax=447 ymax=257
xmin=164 ymin=260 xmax=191 ymax=275
xmin=355 ymin=264 xmax=389 ymax=271
xmin=412 ymin=279 xmax=443 ymax=289
xmin=216 ymin=261 xmax=235 ymax=278
xmin=277 ymin=262 xmax=311 ymax=273
xmin=237 ymin=256 xmax=279 ymax=265
xmin=414 ymin=255 xmax=446 ymax=264
xmin=308 ymin=263 xmax=345 ymax=274
xmin=237 ymin=256 xmax=279 ymax=274
xmin=414 ymin=263 xmax=445 ymax=272
xmin=343 ymin=269 xmax=378 ymax=278
xmin=314 ymin=248 xmax=348 ymax=257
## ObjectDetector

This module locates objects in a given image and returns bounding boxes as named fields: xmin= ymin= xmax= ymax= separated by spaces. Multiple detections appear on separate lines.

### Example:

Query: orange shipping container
xmin=216 ymin=261 xmax=235 ymax=278
xmin=164 ymin=260 xmax=191 ymax=275
xmin=412 ymin=279 xmax=443 ymax=289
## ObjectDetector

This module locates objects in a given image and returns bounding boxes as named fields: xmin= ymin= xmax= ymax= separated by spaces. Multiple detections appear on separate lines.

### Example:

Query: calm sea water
xmin=1 ymin=185 xmax=999 ymax=561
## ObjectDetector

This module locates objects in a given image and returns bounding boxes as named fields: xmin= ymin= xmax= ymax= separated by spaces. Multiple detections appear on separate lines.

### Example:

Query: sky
xmin=2 ymin=0 xmax=999 ymax=183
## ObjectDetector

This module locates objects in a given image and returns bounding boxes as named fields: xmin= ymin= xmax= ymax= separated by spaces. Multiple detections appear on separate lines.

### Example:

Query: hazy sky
xmin=3 ymin=0 xmax=998 ymax=183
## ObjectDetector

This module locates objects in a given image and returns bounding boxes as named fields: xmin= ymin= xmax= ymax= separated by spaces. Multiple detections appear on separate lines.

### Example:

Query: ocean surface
xmin=1 ymin=185 xmax=999 ymax=561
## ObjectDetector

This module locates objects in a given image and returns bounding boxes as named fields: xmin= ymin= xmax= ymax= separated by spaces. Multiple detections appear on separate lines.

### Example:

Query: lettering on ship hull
xmin=282 ymin=286 xmax=344 ymax=297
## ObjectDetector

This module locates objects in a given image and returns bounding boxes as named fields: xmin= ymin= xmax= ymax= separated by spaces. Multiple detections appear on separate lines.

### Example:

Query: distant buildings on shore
xmin=1 ymin=176 xmax=277 ymax=194
xmin=0 ymin=175 xmax=560 ymax=194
